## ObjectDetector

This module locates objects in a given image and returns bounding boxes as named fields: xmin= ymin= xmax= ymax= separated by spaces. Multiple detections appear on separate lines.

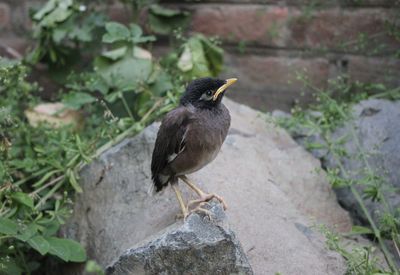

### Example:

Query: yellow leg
xmin=179 ymin=175 xmax=227 ymax=210
xmin=172 ymin=184 xmax=188 ymax=218
xmin=179 ymin=175 xmax=205 ymax=196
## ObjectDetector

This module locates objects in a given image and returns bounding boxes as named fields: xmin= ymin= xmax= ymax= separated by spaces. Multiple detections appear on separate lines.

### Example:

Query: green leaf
xmin=130 ymin=23 xmax=143 ymax=37
xmin=47 ymin=237 xmax=87 ymax=262
xmin=178 ymin=36 xmax=213 ymax=78
xmin=15 ymin=223 xmax=39 ymax=242
xmin=347 ymin=225 xmax=374 ymax=236
xmin=33 ymin=0 xmax=56 ymax=21
xmin=101 ymin=47 xmax=128 ymax=61
xmin=46 ymin=237 xmax=71 ymax=261
xmin=94 ymin=55 xmax=152 ymax=92
xmin=149 ymin=4 xmax=184 ymax=17
xmin=85 ymin=260 xmax=104 ymax=274
xmin=177 ymin=44 xmax=193 ymax=72
xmin=11 ymin=192 xmax=34 ymax=209
xmin=199 ymin=35 xmax=223 ymax=76
xmin=0 ymin=217 xmax=18 ymax=235
xmin=67 ymin=169 xmax=83 ymax=193
xmin=63 ymin=92 xmax=97 ymax=109
xmin=28 ymin=235 xmax=50 ymax=255
xmin=148 ymin=4 xmax=190 ymax=35
xmin=40 ymin=4 xmax=73 ymax=27
xmin=149 ymin=70 xmax=174 ymax=96
xmin=102 ymin=22 xmax=130 ymax=43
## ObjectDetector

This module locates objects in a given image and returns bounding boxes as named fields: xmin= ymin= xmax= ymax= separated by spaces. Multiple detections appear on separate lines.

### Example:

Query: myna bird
xmin=151 ymin=77 xmax=237 ymax=218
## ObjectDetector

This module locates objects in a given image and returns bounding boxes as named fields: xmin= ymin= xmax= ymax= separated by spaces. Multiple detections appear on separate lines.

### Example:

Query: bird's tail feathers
xmin=150 ymin=173 xmax=169 ymax=195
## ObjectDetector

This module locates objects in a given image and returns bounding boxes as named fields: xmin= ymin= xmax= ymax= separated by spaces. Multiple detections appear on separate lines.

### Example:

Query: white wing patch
xmin=167 ymin=128 xmax=188 ymax=163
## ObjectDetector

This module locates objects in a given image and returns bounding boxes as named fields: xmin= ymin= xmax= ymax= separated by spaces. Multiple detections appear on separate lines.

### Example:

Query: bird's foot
xmin=187 ymin=193 xmax=228 ymax=211
xmin=188 ymin=202 xmax=213 ymax=220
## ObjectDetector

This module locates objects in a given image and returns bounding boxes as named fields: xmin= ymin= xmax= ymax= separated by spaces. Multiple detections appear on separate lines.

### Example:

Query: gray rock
xmin=329 ymin=99 xmax=400 ymax=226
xmin=106 ymin=202 xmax=253 ymax=275
xmin=291 ymin=99 xmax=400 ymax=227
xmin=62 ymin=98 xmax=350 ymax=274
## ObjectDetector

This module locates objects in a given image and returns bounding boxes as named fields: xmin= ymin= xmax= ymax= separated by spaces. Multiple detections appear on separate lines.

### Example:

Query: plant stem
xmin=34 ymin=180 xmax=64 ymax=209
xmin=331 ymin=150 xmax=398 ymax=273
xmin=119 ymin=92 xmax=135 ymax=120
xmin=30 ymin=175 xmax=65 ymax=196
xmin=14 ymin=167 xmax=52 ymax=187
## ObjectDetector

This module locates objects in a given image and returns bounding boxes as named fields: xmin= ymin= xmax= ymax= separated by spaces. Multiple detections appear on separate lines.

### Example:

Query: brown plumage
xmin=151 ymin=77 xmax=237 ymax=217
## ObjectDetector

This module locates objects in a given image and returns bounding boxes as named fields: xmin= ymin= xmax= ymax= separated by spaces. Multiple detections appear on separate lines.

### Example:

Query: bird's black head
xmin=180 ymin=77 xmax=237 ymax=109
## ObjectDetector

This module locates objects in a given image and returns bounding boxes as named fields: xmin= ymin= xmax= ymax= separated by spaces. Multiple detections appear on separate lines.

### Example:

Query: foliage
xmin=1 ymin=0 xmax=224 ymax=274
xmin=28 ymin=0 xmax=106 ymax=66
xmin=319 ymin=225 xmax=389 ymax=275
xmin=0 ymin=60 xmax=92 ymax=274
xmin=148 ymin=4 xmax=190 ymax=35
xmin=276 ymin=73 xmax=400 ymax=273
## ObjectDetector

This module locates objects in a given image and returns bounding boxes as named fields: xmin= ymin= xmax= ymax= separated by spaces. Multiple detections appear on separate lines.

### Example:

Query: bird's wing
xmin=151 ymin=106 xmax=193 ymax=191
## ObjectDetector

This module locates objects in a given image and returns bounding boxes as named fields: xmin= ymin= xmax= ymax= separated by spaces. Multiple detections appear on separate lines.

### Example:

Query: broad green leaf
xmin=149 ymin=4 xmax=183 ymax=17
xmin=0 ymin=217 xmax=18 ymax=235
xmin=15 ymin=223 xmax=39 ymax=242
xmin=28 ymin=235 xmax=50 ymax=255
xmin=149 ymin=70 xmax=174 ymax=96
xmin=47 ymin=237 xmax=86 ymax=262
xmin=148 ymin=4 xmax=190 ymax=35
xmin=40 ymin=5 xmax=73 ymax=27
xmin=69 ymin=27 xmax=92 ymax=42
xmin=130 ymin=23 xmax=143 ymax=37
xmin=63 ymin=92 xmax=97 ymax=109
xmin=46 ymin=237 xmax=72 ymax=261
xmin=11 ymin=192 xmax=34 ymax=209
xmin=177 ymin=35 xmax=223 ymax=79
xmin=33 ymin=0 xmax=56 ymax=20
xmin=184 ymin=37 xmax=209 ymax=78
xmin=52 ymin=28 xmax=68 ymax=43
xmin=102 ymin=22 xmax=130 ymax=43
xmin=94 ymin=55 xmax=152 ymax=91
xmin=177 ymin=44 xmax=193 ymax=72
xmin=101 ymin=47 xmax=127 ymax=61
xmin=199 ymin=34 xmax=223 ymax=76
xmin=66 ymin=239 xmax=87 ymax=262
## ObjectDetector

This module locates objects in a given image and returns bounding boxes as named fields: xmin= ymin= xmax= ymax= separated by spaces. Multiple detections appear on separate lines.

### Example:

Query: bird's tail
xmin=149 ymin=173 xmax=169 ymax=195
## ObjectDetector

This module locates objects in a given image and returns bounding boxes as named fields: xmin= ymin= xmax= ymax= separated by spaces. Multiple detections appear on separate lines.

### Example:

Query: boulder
xmin=106 ymin=202 xmax=253 ymax=275
xmin=332 ymin=99 xmax=400 ymax=227
xmin=290 ymin=99 xmax=400 ymax=227
xmin=62 ymin=98 xmax=351 ymax=274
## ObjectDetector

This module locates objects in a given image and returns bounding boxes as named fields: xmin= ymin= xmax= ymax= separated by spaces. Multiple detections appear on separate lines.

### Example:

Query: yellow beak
xmin=213 ymin=78 xmax=238 ymax=101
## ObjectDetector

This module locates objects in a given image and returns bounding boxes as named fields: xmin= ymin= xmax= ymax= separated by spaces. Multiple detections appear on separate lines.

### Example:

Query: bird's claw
xmin=189 ymin=202 xmax=213 ymax=220
xmin=187 ymin=193 xmax=228 ymax=211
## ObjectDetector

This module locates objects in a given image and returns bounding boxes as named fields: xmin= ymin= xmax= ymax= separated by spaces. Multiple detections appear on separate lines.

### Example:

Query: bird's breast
xmin=172 ymin=106 xmax=230 ymax=175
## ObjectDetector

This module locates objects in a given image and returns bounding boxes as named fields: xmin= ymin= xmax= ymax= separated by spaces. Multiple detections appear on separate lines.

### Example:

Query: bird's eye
xmin=200 ymin=90 xmax=214 ymax=101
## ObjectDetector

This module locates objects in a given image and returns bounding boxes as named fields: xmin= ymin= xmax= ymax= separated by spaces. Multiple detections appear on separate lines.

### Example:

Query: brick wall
xmin=1 ymin=0 xmax=399 ymax=111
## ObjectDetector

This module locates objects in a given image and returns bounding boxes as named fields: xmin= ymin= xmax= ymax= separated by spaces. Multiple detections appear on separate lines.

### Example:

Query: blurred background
xmin=1 ymin=0 xmax=399 ymax=111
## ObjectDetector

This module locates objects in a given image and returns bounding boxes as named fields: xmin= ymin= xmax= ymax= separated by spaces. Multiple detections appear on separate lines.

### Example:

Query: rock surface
xmin=63 ymin=98 xmax=351 ymax=274
xmin=291 ymin=99 xmax=400 ymax=227
xmin=106 ymin=202 xmax=253 ymax=275
xmin=333 ymin=99 xmax=400 ymax=227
